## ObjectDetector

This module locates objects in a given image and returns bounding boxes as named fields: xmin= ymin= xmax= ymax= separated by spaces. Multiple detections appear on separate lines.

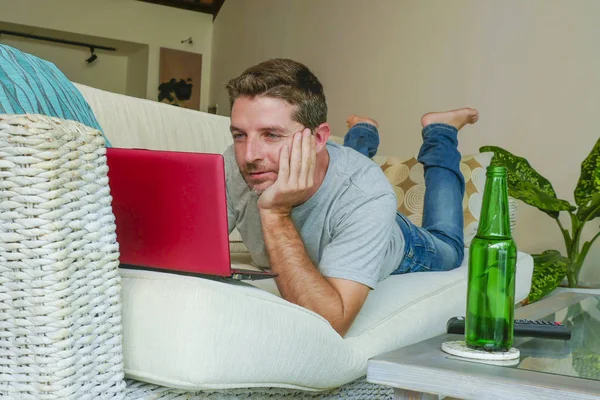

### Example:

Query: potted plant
xmin=480 ymin=137 xmax=600 ymax=303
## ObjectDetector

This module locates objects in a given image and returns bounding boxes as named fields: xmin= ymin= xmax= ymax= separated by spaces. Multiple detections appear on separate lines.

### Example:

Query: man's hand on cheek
xmin=257 ymin=128 xmax=316 ymax=216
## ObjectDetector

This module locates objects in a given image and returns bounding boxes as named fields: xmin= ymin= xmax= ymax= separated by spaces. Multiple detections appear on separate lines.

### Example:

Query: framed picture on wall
xmin=158 ymin=47 xmax=202 ymax=110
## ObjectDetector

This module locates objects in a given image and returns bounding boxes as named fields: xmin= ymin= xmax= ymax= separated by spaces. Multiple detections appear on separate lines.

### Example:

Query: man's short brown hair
xmin=226 ymin=58 xmax=327 ymax=130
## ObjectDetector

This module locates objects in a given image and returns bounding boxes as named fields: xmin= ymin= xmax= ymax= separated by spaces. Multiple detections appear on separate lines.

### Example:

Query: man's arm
xmin=260 ymin=211 xmax=370 ymax=336
xmin=256 ymin=129 xmax=374 ymax=336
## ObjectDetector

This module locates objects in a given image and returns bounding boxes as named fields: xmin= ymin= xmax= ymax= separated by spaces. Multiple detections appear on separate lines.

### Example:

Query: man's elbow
xmin=334 ymin=324 xmax=350 ymax=337
xmin=330 ymin=314 xmax=355 ymax=337
xmin=281 ymin=291 xmax=357 ymax=336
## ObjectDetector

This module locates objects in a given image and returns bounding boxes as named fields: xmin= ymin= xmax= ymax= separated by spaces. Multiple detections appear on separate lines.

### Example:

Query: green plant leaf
xmin=525 ymin=250 xmax=570 ymax=304
xmin=578 ymin=192 xmax=600 ymax=223
xmin=575 ymin=137 xmax=600 ymax=222
xmin=480 ymin=146 xmax=575 ymax=218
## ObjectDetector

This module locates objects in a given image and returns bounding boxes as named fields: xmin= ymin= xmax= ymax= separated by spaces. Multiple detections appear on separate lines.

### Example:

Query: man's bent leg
xmin=393 ymin=108 xmax=478 ymax=274
xmin=418 ymin=123 xmax=465 ymax=269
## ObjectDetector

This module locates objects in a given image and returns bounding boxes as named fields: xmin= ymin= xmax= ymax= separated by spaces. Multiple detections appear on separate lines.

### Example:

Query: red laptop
xmin=106 ymin=148 xmax=276 ymax=280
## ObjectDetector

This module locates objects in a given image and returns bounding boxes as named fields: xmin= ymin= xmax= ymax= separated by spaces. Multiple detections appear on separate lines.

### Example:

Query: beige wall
xmin=126 ymin=46 xmax=150 ymax=99
xmin=0 ymin=0 xmax=213 ymax=110
xmin=0 ymin=36 xmax=129 ymax=95
xmin=211 ymin=0 xmax=600 ymax=283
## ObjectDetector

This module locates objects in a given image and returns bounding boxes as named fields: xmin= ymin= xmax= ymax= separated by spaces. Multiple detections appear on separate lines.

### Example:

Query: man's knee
xmin=431 ymin=231 xmax=464 ymax=271
xmin=449 ymin=245 xmax=465 ymax=270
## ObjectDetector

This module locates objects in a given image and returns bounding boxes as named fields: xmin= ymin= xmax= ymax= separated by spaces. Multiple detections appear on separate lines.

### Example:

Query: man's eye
xmin=266 ymin=133 xmax=281 ymax=139
xmin=232 ymin=133 xmax=245 ymax=140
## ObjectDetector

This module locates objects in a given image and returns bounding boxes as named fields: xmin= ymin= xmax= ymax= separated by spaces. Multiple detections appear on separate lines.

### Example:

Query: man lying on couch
xmin=225 ymin=58 xmax=479 ymax=336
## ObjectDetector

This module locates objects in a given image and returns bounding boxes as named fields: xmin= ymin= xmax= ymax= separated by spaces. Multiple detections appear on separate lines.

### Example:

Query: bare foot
xmin=421 ymin=108 xmax=479 ymax=131
xmin=346 ymin=114 xmax=379 ymax=130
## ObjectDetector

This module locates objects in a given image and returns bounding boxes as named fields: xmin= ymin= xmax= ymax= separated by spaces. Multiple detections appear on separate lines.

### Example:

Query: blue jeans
xmin=343 ymin=122 xmax=464 ymax=273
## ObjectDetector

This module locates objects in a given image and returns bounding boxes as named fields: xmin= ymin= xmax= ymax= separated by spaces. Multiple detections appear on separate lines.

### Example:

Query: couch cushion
xmin=119 ymin=251 xmax=533 ymax=391
xmin=0 ymin=45 xmax=110 ymax=147
xmin=74 ymin=83 xmax=232 ymax=154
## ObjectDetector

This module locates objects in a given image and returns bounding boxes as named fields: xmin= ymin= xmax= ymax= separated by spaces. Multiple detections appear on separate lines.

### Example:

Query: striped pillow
xmin=0 ymin=44 xmax=111 ymax=147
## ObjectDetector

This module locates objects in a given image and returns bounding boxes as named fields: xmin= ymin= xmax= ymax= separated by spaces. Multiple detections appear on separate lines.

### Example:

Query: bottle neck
xmin=477 ymin=168 xmax=512 ymax=239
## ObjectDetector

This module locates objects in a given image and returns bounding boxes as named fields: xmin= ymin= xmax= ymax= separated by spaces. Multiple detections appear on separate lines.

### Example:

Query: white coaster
xmin=446 ymin=354 xmax=521 ymax=367
xmin=441 ymin=340 xmax=520 ymax=361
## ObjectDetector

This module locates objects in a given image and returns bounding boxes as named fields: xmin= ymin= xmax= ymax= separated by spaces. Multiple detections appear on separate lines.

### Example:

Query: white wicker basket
xmin=0 ymin=115 xmax=125 ymax=399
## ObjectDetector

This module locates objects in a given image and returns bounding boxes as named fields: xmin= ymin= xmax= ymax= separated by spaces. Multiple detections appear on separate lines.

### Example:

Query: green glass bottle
xmin=465 ymin=165 xmax=517 ymax=352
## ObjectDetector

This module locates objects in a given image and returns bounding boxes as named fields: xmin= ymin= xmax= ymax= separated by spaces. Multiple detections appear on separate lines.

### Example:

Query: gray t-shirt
xmin=225 ymin=141 xmax=405 ymax=289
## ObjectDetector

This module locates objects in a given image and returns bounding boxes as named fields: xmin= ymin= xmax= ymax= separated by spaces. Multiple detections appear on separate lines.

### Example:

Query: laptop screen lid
xmin=106 ymin=148 xmax=232 ymax=277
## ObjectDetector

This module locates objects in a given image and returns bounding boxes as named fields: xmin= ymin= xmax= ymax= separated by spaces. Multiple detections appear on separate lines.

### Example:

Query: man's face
xmin=230 ymin=96 xmax=304 ymax=194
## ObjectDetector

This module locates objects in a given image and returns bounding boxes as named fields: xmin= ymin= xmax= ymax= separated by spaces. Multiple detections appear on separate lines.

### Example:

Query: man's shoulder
xmin=327 ymin=141 xmax=393 ymax=197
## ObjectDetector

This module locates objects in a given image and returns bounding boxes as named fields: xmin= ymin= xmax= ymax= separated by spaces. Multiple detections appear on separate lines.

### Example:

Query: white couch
xmin=74 ymin=83 xmax=534 ymax=393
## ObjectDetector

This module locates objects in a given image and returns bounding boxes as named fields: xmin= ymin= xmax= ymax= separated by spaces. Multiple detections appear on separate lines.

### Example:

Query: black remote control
xmin=446 ymin=316 xmax=571 ymax=340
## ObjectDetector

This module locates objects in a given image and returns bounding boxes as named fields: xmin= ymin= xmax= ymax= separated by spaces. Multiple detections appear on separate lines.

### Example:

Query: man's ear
xmin=313 ymin=123 xmax=331 ymax=152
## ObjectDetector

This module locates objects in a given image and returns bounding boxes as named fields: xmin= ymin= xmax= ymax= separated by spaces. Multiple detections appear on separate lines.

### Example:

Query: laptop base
xmin=231 ymin=268 xmax=278 ymax=281
xmin=119 ymin=264 xmax=277 ymax=281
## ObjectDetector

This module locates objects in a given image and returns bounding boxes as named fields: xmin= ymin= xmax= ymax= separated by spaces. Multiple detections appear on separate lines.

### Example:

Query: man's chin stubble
xmin=244 ymin=181 xmax=268 ymax=195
